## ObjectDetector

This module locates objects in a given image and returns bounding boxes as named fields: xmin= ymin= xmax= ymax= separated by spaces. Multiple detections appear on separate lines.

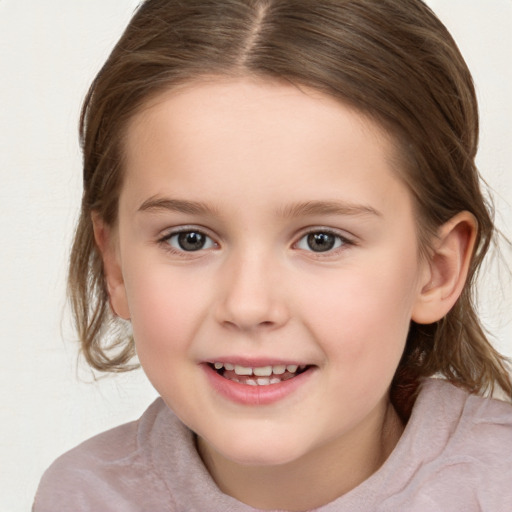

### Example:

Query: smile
xmin=203 ymin=361 xmax=316 ymax=405
xmin=209 ymin=362 xmax=310 ymax=386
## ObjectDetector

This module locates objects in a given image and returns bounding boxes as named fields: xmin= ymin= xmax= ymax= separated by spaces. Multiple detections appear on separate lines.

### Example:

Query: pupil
xmin=178 ymin=232 xmax=205 ymax=251
xmin=307 ymin=233 xmax=335 ymax=252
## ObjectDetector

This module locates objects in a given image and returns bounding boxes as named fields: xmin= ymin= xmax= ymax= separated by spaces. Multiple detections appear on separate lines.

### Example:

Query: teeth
xmin=213 ymin=362 xmax=305 ymax=376
xmin=272 ymin=365 xmax=286 ymax=375
xmin=253 ymin=366 xmax=272 ymax=377
xmin=234 ymin=365 xmax=253 ymax=376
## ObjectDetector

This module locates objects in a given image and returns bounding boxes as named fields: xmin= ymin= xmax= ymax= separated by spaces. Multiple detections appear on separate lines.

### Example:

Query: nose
xmin=215 ymin=250 xmax=290 ymax=332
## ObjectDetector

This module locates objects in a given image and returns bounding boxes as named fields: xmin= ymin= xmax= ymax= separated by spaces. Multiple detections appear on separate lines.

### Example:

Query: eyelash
xmin=158 ymin=228 xmax=217 ymax=256
xmin=294 ymin=229 xmax=354 ymax=256
xmin=157 ymin=227 xmax=355 ymax=257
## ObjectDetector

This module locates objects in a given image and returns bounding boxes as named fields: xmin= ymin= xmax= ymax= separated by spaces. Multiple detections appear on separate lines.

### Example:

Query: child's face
xmin=109 ymin=77 xmax=430 ymax=468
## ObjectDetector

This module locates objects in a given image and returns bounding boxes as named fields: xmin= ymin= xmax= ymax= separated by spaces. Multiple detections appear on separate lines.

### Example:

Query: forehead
xmin=124 ymin=76 xmax=397 ymax=159
xmin=120 ymin=77 xmax=410 ymax=218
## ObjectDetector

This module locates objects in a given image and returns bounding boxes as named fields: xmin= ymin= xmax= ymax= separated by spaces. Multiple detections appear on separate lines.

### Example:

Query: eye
xmin=164 ymin=230 xmax=216 ymax=252
xmin=296 ymin=231 xmax=346 ymax=253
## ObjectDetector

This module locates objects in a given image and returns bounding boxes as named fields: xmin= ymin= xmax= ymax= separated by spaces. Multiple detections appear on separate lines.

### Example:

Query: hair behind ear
xmin=392 ymin=211 xmax=511 ymax=419
xmin=91 ymin=213 xmax=131 ymax=321
xmin=68 ymin=207 xmax=137 ymax=372
xmin=412 ymin=212 xmax=477 ymax=325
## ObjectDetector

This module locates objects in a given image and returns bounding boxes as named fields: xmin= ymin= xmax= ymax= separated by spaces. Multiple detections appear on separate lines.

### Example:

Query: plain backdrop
xmin=0 ymin=1 xmax=511 ymax=510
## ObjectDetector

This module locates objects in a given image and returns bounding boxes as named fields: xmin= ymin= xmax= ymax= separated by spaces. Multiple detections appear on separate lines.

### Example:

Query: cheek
xmin=123 ymin=268 xmax=202 ymax=361
xmin=300 ymin=256 xmax=420 ymax=366
xmin=124 ymin=272 xmax=206 ymax=403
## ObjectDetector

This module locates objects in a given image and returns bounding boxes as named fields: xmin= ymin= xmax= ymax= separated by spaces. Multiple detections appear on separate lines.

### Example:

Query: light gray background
xmin=0 ymin=1 xmax=511 ymax=510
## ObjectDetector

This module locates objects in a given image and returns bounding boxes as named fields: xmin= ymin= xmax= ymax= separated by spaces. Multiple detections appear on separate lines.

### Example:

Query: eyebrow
xmin=138 ymin=196 xmax=380 ymax=219
xmin=138 ymin=197 xmax=219 ymax=216
xmin=277 ymin=200 xmax=381 ymax=219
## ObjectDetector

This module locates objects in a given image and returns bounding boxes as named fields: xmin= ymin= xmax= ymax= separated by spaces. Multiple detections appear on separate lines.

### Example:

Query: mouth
xmin=208 ymin=362 xmax=311 ymax=386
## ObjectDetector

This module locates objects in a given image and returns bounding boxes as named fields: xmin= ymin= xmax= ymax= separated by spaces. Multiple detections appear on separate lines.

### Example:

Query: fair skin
xmin=94 ymin=77 xmax=476 ymax=510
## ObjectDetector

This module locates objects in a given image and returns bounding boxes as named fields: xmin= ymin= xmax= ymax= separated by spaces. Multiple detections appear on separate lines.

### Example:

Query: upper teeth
xmin=213 ymin=363 xmax=302 ymax=376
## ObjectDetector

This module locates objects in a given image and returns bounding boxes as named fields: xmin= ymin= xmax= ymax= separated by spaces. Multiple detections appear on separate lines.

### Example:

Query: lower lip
xmin=202 ymin=364 xmax=314 ymax=406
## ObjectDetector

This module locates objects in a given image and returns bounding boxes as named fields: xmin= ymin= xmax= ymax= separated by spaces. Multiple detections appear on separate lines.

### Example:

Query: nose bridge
xmin=216 ymin=244 xmax=289 ymax=331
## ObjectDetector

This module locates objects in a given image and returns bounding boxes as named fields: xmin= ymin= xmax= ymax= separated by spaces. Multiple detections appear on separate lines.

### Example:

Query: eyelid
xmin=157 ymin=225 xmax=219 ymax=254
xmin=155 ymin=225 xmax=355 ymax=257
xmin=293 ymin=227 xmax=356 ymax=253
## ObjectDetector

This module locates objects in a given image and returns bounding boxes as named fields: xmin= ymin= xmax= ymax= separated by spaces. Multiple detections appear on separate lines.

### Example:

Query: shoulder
xmin=436 ymin=380 xmax=512 ymax=494
xmin=33 ymin=398 xmax=179 ymax=512
xmin=417 ymin=378 xmax=512 ymax=449
xmin=391 ymin=379 xmax=512 ymax=511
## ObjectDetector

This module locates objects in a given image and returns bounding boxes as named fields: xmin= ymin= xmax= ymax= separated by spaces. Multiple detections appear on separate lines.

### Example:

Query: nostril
xmin=219 ymin=317 xmax=281 ymax=331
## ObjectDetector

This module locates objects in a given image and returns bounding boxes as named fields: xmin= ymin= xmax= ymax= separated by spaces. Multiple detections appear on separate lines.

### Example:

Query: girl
xmin=34 ymin=0 xmax=512 ymax=510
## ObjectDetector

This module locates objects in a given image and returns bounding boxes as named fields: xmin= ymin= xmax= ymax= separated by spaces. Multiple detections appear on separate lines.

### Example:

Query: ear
xmin=412 ymin=211 xmax=478 ymax=324
xmin=91 ymin=213 xmax=131 ymax=320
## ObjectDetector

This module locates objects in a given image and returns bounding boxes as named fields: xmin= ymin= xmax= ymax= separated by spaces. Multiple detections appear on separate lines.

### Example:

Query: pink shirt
xmin=34 ymin=379 xmax=512 ymax=511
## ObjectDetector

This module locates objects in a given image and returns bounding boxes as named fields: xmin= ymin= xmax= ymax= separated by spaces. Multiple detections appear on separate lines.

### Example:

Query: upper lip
xmin=204 ymin=358 xmax=310 ymax=367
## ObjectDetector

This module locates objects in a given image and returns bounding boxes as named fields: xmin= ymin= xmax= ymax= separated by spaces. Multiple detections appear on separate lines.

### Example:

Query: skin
xmin=95 ymin=77 xmax=476 ymax=510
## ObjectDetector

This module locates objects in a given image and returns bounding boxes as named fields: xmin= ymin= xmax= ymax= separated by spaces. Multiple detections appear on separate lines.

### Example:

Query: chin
xmin=207 ymin=432 xmax=311 ymax=468
xmin=228 ymin=451 xmax=296 ymax=467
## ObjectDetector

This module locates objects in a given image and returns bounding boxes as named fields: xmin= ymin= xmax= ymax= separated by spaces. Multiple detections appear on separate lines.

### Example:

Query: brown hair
xmin=69 ymin=0 xmax=511 ymax=412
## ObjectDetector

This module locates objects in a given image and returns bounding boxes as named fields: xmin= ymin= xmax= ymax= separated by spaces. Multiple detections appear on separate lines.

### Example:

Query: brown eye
xmin=178 ymin=232 xmax=206 ymax=251
xmin=166 ymin=231 xmax=215 ymax=252
xmin=307 ymin=233 xmax=336 ymax=252
xmin=296 ymin=231 xmax=345 ymax=253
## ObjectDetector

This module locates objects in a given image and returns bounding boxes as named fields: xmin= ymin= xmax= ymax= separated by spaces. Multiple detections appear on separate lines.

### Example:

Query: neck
xmin=197 ymin=401 xmax=404 ymax=511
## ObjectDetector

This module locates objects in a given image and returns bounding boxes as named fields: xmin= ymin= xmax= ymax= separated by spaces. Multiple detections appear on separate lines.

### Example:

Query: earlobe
xmin=412 ymin=211 xmax=477 ymax=325
xmin=91 ymin=213 xmax=131 ymax=320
